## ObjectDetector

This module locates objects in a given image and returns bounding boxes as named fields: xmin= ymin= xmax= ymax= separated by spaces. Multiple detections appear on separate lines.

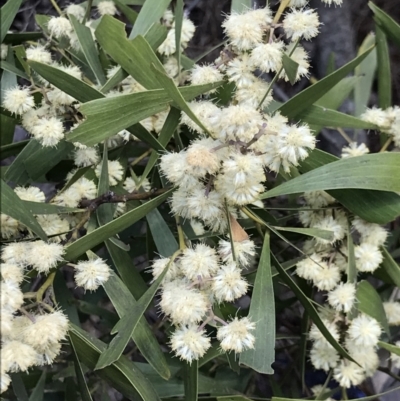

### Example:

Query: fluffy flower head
xmin=2 ymin=87 xmax=35 ymax=115
xmin=170 ymin=325 xmax=211 ymax=363
xmin=74 ymin=258 xmax=112 ymax=291
xmin=217 ymin=317 xmax=255 ymax=353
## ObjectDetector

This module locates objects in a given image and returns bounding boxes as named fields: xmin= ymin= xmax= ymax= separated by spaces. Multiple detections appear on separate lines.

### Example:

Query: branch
xmin=78 ymin=187 xmax=171 ymax=211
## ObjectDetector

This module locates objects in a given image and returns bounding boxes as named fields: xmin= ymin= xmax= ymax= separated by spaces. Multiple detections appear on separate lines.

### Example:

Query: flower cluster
xmin=361 ymin=106 xmax=400 ymax=147
xmin=153 ymin=235 xmax=256 ymax=363
xmin=295 ymin=190 xmax=391 ymax=387
xmin=0 ymin=241 xmax=68 ymax=393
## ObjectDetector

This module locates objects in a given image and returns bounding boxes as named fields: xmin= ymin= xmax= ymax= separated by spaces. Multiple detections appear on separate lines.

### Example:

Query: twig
xmin=49 ymin=0 xmax=62 ymax=15
xmin=378 ymin=367 xmax=400 ymax=382
xmin=79 ymin=187 xmax=171 ymax=210
xmin=380 ymin=137 xmax=392 ymax=152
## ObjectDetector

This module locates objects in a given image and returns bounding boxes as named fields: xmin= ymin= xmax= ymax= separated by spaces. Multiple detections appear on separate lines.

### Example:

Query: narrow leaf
xmin=28 ymin=61 xmax=103 ymax=102
xmin=380 ymin=247 xmax=400 ymax=288
xmin=298 ymin=104 xmax=377 ymax=130
xmin=1 ymin=0 xmax=24 ymax=43
xmin=298 ymin=149 xmax=400 ymax=224
xmin=106 ymin=240 xmax=147 ymax=298
xmin=277 ymin=46 xmax=374 ymax=119
xmin=0 ymin=60 xmax=29 ymax=79
xmin=96 ymin=17 xmax=166 ymax=90
xmin=103 ymin=274 xmax=170 ymax=380
xmin=375 ymin=24 xmax=392 ymax=109
xmin=369 ymin=2 xmax=400 ymax=48
xmin=354 ymin=33 xmax=377 ymax=117
xmin=152 ymin=64 xmax=211 ymax=134
xmin=146 ymin=209 xmax=179 ymax=257
xmin=231 ymin=0 xmax=252 ymax=13
xmin=95 ymin=264 xmax=169 ymax=369
xmin=262 ymin=153 xmax=400 ymax=199
xmin=141 ymin=107 xmax=181 ymax=180
xmin=129 ymin=0 xmax=171 ymax=39
xmin=28 ymin=370 xmax=46 ymax=401
xmin=174 ymin=0 xmax=184 ymax=73
xmin=69 ymin=337 xmax=94 ymax=401
xmin=184 ymin=361 xmax=198 ymax=401
xmin=67 ymin=82 xmax=221 ymax=147
xmin=96 ymin=144 xmax=114 ymax=226
xmin=114 ymin=0 xmax=138 ymax=23
xmin=282 ymin=53 xmax=299 ymax=85
xmin=272 ymin=226 xmax=334 ymax=242
xmin=378 ymin=341 xmax=400 ymax=357
xmin=69 ymin=15 xmax=106 ymax=85
xmin=240 ymin=232 xmax=275 ymax=374
xmin=356 ymin=280 xmax=390 ymax=335
xmin=11 ymin=374 xmax=29 ymax=401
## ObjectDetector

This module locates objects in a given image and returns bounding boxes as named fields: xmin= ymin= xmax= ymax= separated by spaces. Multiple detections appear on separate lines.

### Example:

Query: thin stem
xmin=380 ymin=137 xmax=392 ymax=152
xmin=19 ymin=307 xmax=36 ymax=323
xmin=36 ymin=272 xmax=56 ymax=303
xmin=341 ymin=387 xmax=348 ymax=400
xmin=130 ymin=149 xmax=152 ymax=167
xmin=79 ymin=187 xmax=170 ymax=209
xmin=50 ymin=0 xmax=63 ymax=15
xmin=213 ymin=315 xmax=228 ymax=326
xmin=83 ymin=0 xmax=93 ymax=24
xmin=257 ymin=38 xmax=300 ymax=110
xmin=240 ymin=206 xmax=264 ymax=226
xmin=335 ymin=127 xmax=352 ymax=144
xmin=175 ymin=215 xmax=186 ymax=250
xmin=273 ymin=0 xmax=291 ymax=24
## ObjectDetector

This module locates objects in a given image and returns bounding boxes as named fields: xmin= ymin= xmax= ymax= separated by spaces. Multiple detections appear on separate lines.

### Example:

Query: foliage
xmin=1 ymin=0 xmax=400 ymax=400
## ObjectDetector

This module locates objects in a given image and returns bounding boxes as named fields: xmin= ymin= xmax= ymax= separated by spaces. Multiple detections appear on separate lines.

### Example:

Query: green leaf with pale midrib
xmin=369 ymin=2 xmax=400 ymax=49
xmin=272 ymin=226 xmax=334 ymax=241
xmin=240 ymin=233 xmax=275 ymax=374
xmin=102 ymin=274 xmax=171 ymax=380
xmin=262 ymin=153 xmax=400 ymax=199
xmin=298 ymin=105 xmax=377 ymax=130
xmin=277 ymin=46 xmax=374 ymax=119
xmin=95 ymin=264 xmax=169 ymax=370
xmin=69 ymin=14 xmax=106 ymax=85
xmin=146 ymin=209 xmax=179 ymax=257
xmin=282 ymin=53 xmax=299 ymax=85
xmin=66 ymin=82 xmax=222 ymax=147
xmin=297 ymin=149 xmax=400 ymax=224
xmin=129 ymin=0 xmax=171 ymax=39
xmin=28 ymin=61 xmax=103 ymax=103
xmin=375 ymin=24 xmax=392 ymax=109
xmin=356 ymin=280 xmax=390 ymax=335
